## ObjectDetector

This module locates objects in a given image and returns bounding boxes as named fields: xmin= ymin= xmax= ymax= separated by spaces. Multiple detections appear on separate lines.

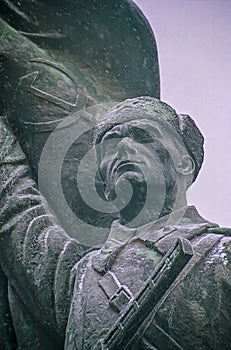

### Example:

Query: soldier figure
xmin=0 ymin=97 xmax=231 ymax=349
xmin=0 ymin=1 xmax=230 ymax=350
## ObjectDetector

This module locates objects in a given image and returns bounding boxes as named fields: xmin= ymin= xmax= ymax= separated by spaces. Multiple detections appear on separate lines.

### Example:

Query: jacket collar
xmin=92 ymin=206 xmax=218 ymax=274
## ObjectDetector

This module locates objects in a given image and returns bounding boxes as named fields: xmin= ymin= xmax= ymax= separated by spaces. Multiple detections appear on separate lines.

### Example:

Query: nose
xmin=117 ymin=137 xmax=137 ymax=156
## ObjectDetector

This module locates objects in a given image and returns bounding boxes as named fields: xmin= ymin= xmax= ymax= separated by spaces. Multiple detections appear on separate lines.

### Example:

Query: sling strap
xmin=95 ymin=233 xmax=223 ymax=350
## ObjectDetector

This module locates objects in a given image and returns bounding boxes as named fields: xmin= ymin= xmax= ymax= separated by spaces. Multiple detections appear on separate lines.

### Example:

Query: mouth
xmin=111 ymin=159 xmax=140 ymax=180
xmin=103 ymin=159 xmax=144 ymax=200
xmin=115 ymin=159 xmax=132 ymax=174
xmin=113 ymin=159 xmax=143 ymax=175
xmin=113 ymin=160 xmax=146 ymax=189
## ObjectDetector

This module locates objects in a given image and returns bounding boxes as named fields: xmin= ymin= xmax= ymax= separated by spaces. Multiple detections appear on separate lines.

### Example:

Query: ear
xmin=176 ymin=155 xmax=195 ymax=176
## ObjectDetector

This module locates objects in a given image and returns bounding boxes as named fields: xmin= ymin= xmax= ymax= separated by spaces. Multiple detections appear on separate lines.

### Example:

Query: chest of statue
xmin=65 ymin=224 xmax=230 ymax=350
xmin=65 ymin=238 xmax=163 ymax=350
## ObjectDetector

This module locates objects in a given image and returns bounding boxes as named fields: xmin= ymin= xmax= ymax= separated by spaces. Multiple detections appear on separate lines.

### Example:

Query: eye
xmin=130 ymin=126 xmax=155 ymax=144
xmin=101 ymin=125 xmax=131 ymax=154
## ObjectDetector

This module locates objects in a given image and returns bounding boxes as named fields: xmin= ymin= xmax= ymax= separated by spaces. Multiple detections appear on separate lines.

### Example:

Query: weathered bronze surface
xmin=0 ymin=1 xmax=230 ymax=350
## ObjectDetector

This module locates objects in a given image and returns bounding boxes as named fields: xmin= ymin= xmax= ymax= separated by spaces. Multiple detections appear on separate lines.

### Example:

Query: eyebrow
xmin=127 ymin=123 xmax=163 ymax=141
xmin=101 ymin=125 xmax=129 ymax=142
xmin=101 ymin=122 xmax=163 ymax=144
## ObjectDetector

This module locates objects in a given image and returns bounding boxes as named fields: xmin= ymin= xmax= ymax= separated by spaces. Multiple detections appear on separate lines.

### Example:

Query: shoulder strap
xmin=135 ymin=233 xmax=223 ymax=350
xmin=95 ymin=233 xmax=223 ymax=350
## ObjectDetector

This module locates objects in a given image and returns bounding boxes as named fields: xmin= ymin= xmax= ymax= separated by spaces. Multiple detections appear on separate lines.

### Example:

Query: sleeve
xmin=0 ymin=121 xmax=88 ymax=340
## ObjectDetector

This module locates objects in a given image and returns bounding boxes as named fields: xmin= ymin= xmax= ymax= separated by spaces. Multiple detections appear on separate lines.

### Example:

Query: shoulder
xmin=190 ymin=229 xmax=231 ymax=290
xmin=204 ymin=227 xmax=231 ymax=267
xmin=206 ymin=230 xmax=231 ymax=272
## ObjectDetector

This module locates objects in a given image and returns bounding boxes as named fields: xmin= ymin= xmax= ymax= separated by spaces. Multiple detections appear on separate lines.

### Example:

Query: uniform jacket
xmin=0 ymin=123 xmax=231 ymax=350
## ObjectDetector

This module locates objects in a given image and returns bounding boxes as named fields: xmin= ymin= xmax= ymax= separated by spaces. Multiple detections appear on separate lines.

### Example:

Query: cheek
xmin=141 ymin=145 xmax=177 ymax=184
xmin=100 ymin=138 xmax=121 ymax=156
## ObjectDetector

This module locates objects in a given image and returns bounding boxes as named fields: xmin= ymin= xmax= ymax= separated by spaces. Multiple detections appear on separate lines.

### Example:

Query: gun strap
xmin=96 ymin=233 xmax=223 ymax=350
xmin=98 ymin=271 xmax=134 ymax=314
xmin=133 ymin=233 xmax=223 ymax=350
xmin=141 ymin=322 xmax=183 ymax=350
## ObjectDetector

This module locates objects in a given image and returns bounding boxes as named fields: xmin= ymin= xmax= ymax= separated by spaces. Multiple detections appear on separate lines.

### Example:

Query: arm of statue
xmin=0 ymin=121 xmax=88 ymax=344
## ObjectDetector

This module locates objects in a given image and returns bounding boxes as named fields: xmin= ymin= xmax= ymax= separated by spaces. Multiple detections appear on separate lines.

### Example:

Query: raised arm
xmin=0 ymin=121 xmax=88 ymax=348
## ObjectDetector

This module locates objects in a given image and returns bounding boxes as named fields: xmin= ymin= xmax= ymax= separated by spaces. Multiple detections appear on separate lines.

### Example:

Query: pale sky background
xmin=134 ymin=0 xmax=231 ymax=227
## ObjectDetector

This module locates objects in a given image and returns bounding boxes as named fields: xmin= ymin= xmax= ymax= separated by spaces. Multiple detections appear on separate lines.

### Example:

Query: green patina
xmin=135 ymin=246 xmax=161 ymax=263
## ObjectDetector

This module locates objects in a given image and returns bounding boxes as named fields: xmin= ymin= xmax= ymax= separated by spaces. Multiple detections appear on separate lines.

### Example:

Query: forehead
xmin=100 ymin=117 xmax=187 ymax=156
xmin=101 ymin=117 xmax=179 ymax=142
xmin=124 ymin=118 xmax=171 ymax=133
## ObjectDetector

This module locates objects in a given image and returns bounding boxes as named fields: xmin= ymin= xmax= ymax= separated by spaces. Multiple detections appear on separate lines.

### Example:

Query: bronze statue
xmin=0 ymin=0 xmax=160 ymax=245
xmin=0 ymin=1 xmax=230 ymax=350
xmin=1 ymin=96 xmax=231 ymax=349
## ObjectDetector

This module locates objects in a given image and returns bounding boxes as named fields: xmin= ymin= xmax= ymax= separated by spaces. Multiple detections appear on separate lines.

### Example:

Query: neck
xmin=119 ymin=190 xmax=187 ymax=228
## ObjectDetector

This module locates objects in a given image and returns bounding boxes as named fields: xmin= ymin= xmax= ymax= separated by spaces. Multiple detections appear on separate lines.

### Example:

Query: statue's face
xmin=98 ymin=117 xmax=188 ymax=225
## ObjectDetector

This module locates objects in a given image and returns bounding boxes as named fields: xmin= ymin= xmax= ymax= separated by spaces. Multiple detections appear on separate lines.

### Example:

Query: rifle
xmin=94 ymin=237 xmax=193 ymax=350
